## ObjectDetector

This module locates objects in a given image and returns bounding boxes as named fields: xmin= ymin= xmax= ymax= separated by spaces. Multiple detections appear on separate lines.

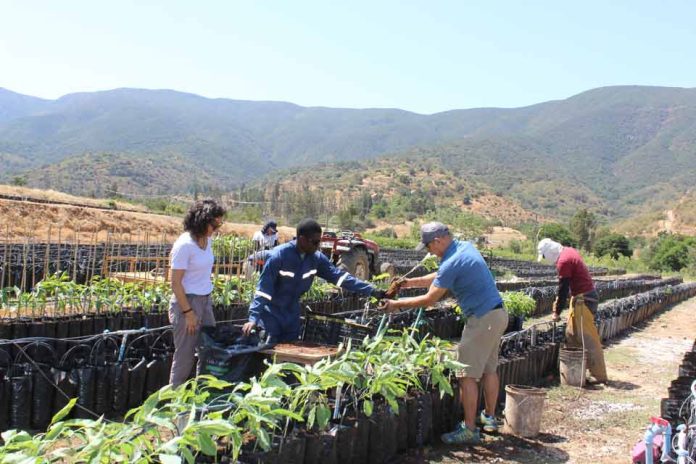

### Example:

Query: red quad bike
xmin=319 ymin=230 xmax=394 ymax=280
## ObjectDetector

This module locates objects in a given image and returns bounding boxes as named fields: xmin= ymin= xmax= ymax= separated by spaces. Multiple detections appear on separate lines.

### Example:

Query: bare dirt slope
xmin=484 ymin=226 xmax=527 ymax=248
xmin=0 ymin=190 xmax=294 ymax=242
xmin=410 ymin=297 xmax=696 ymax=464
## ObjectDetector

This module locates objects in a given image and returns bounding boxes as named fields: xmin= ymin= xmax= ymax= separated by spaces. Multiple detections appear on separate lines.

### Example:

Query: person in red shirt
xmin=538 ymin=238 xmax=608 ymax=384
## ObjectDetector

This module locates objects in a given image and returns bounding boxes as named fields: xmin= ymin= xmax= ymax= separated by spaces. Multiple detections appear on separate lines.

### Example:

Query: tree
xmin=647 ymin=233 xmax=696 ymax=272
xmin=569 ymin=209 xmax=597 ymax=251
xmin=538 ymin=223 xmax=577 ymax=247
xmin=11 ymin=176 xmax=27 ymax=186
xmin=593 ymin=234 xmax=633 ymax=259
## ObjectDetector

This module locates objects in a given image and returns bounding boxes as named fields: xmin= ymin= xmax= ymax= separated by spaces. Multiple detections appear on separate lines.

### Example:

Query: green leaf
xmin=307 ymin=406 xmax=316 ymax=430
xmin=44 ymin=422 xmax=66 ymax=441
xmin=256 ymin=428 xmax=271 ymax=451
xmin=269 ymin=408 xmax=304 ymax=422
xmin=181 ymin=447 xmax=195 ymax=464
xmin=362 ymin=400 xmax=373 ymax=417
xmin=316 ymin=404 xmax=331 ymax=430
xmin=194 ymin=420 xmax=236 ymax=436
xmin=197 ymin=433 xmax=217 ymax=456
xmin=158 ymin=454 xmax=182 ymax=464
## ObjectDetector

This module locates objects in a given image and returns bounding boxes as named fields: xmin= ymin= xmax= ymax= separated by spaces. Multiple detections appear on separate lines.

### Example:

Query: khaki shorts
xmin=456 ymin=307 xmax=508 ymax=379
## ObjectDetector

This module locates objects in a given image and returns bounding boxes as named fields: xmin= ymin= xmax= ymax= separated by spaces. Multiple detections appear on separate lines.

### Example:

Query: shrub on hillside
xmin=645 ymin=233 xmax=696 ymax=272
xmin=593 ymin=233 xmax=633 ymax=259
xmin=538 ymin=223 xmax=578 ymax=248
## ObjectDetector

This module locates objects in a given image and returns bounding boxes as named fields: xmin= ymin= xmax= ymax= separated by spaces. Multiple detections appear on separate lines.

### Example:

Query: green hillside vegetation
xmin=20 ymin=152 xmax=221 ymax=198
xmin=223 ymin=158 xmax=499 ymax=237
xmin=1 ymin=85 xmax=695 ymax=228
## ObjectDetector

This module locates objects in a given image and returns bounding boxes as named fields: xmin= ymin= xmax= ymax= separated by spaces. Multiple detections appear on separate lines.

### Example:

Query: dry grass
xmin=0 ymin=184 xmax=148 ymax=212
xmin=0 ymin=191 xmax=295 ymax=243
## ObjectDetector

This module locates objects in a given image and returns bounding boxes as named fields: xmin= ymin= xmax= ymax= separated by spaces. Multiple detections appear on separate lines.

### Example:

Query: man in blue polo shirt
xmin=242 ymin=218 xmax=385 ymax=342
xmin=380 ymin=222 xmax=507 ymax=445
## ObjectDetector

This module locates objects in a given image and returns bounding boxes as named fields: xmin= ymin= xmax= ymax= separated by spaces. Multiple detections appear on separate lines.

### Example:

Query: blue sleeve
xmin=316 ymin=253 xmax=375 ymax=296
xmin=433 ymin=261 xmax=454 ymax=290
xmin=248 ymin=253 xmax=281 ymax=323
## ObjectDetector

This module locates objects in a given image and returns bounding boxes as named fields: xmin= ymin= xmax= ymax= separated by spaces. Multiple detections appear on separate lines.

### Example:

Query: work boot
xmin=479 ymin=411 xmax=499 ymax=433
xmin=441 ymin=422 xmax=481 ymax=445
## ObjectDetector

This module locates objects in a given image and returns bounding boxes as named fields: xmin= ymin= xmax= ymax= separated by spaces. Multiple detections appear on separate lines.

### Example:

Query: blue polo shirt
xmin=248 ymin=241 xmax=377 ymax=342
xmin=433 ymin=240 xmax=502 ymax=318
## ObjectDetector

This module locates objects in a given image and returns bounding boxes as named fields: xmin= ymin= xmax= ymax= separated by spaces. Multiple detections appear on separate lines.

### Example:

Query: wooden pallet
xmin=260 ymin=342 xmax=341 ymax=365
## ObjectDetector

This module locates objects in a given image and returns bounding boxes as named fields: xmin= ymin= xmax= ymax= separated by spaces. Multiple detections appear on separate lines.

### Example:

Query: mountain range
xmin=0 ymin=85 xmax=695 ymax=224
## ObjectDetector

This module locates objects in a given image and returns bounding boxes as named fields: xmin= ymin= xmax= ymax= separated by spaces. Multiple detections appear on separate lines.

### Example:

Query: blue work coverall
xmin=248 ymin=241 xmax=377 ymax=342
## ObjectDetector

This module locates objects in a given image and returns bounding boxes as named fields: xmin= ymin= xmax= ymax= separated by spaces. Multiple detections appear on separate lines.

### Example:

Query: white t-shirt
xmin=252 ymin=230 xmax=278 ymax=249
xmin=170 ymin=232 xmax=214 ymax=295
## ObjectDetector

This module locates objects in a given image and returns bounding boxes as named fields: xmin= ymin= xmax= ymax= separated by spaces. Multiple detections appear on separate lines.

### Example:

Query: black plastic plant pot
xmin=93 ymin=316 xmax=106 ymax=334
xmin=74 ymin=366 xmax=96 ymax=419
xmin=106 ymin=314 xmax=122 ymax=332
xmin=396 ymin=400 xmax=408 ymax=453
xmin=80 ymin=316 xmax=95 ymax=337
xmin=110 ymin=363 xmax=130 ymax=415
xmin=383 ymin=406 xmax=398 ymax=460
xmin=11 ymin=320 xmax=29 ymax=340
xmin=429 ymin=389 xmax=444 ymax=439
xmin=449 ymin=383 xmax=463 ymax=431
xmin=145 ymin=313 xmax=159 ymax=329
xmin=345 ymin=414 xmax=370 ymax=464
xmin=144 ymin=357 xmax=167 ymax=397
xmin=331 ymin=420 xmax=357 ymax=464
xmin=278 ymin=432 xmax=305 ymax=464
xmin=0 ymin=321 xmax=11 ymax=340
xmin=68 ymin=318 xmax=82 ymax=338
xmin=406 ymin=390 xmax=433 ymax=450
xmin=127 ymin=358 xmax=147 ymax=409
xmin=367 ymin=406 xmax=389 ymax=464
xmin=28 ymin=320 xmax=46 ymax=338
xmin=10 ymin=367 xmax=33 ymax=430
xmin=304 ymin=431 xmax=338 ymax=464
xmin=121 ymin=315 xmax=134 ymax=331
xmin=55 ymin=317 xmax=70 ymax=339
xmin=0 ymin=378 xmax=10 ymax=431
xmin=52 ymin=369 xmax=78 ymax=417
xmin=30 ymin=364 xmax=55 ymax=430
xmin=93 ymin=365 xmax=113 ymax=416
xmin=43 ymin=319 xmax=57 ymax=339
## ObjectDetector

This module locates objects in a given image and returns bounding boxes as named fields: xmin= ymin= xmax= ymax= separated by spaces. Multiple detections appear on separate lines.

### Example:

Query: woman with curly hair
xmin=168 ymin=199 xmax=226 ymax=387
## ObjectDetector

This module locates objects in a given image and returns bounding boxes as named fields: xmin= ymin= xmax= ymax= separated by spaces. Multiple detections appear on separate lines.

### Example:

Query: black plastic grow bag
xmin=198 ymin=325 xmax=266 ymax=384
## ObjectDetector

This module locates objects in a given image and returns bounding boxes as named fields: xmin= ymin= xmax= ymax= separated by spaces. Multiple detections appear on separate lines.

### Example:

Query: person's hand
xmin=384 ymin=278 xmax=404 ymax=298
xmin=378 ymin=299 xmax=399 ymax=313
xmin=242 ymin=321 xmax=257 ymax=336
xmin=399 ymin=278 xmax=412 ymax=289
xmin=184 ymin=311 xmax=199 ymax=336
xmin=551 ymin=311 xmax=560 ymax=323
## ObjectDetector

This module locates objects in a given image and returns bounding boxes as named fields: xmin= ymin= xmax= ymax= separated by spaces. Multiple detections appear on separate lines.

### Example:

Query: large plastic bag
xmin=197 ymin=325 xmax=266 ymax=384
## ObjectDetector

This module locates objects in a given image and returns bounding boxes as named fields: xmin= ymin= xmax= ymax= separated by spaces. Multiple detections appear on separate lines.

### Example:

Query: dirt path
xmin=408 ymin=297 xmax=696 ymax=463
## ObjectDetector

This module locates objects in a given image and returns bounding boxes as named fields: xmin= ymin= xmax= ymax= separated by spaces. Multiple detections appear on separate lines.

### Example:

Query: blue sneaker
xmin=479 ymin=411 xmax=499 ymax=433
xmin=441 ymin=422 xmax=481 ymax=445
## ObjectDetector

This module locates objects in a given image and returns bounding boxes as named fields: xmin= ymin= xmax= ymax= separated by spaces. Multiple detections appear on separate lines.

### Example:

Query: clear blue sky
xmin=1 ymin=0 xmax=695 ymax=114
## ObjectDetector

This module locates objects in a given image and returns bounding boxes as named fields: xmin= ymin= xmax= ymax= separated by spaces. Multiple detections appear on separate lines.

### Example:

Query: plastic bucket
xmin=503 ymin=385 xmax=547 ymax=437
xmin=559 ymin=347 xmax=588 ymax=387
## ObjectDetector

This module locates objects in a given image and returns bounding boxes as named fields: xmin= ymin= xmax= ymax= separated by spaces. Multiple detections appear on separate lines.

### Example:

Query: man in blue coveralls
xmin=380 ymin=222 xmax=507 ymax=446
xmin=242 ymin=218 xmax=386 ymax=342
